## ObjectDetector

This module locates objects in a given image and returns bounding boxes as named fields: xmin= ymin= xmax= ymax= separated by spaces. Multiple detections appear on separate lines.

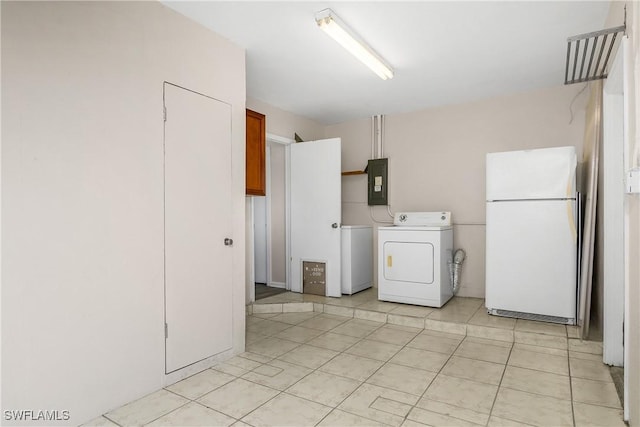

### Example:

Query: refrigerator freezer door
xmin=486 ymin=199 xmax=577 ymax=320
xmin=486 ymin=146 xmax=577 ymax=201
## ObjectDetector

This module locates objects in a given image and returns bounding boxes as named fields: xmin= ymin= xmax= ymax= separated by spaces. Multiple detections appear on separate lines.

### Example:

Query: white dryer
xmin=378 ymin=212 xmax=453 ymax=307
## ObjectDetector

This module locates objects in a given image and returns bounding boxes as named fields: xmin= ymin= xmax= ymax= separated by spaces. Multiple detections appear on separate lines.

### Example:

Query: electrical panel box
xmin=368 ymin=158 xmax=388 ymax=205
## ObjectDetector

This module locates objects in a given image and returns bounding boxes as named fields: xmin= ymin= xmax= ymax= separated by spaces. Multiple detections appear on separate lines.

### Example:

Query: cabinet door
xmin=246 ymin=109 xmax=266 ymax=196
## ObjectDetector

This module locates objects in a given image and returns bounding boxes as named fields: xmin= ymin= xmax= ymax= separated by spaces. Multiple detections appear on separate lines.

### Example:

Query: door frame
xmin=266 ymin=134 xmax=293 ymax=289
xmin=247 ymin=133 xmax=294 ymax=303
xmin=253 ymin=192 xmax=268 ymax=284
xmin=602 ymin=36 xmax=630 ymax=420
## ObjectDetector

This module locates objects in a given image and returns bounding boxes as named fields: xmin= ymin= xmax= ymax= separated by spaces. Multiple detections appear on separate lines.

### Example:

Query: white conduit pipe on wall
xmin=380 ymin=115 xmax=384 ymax=158
xmin=377 ymin=115 xmax=380 ymax=157
xmin=370 ymin=114 xmax=385 ymax=159
xmin=371 ymin=116 xmax=375 ymax=160
xmin=369 ymin=114 xmax=394 ymax=223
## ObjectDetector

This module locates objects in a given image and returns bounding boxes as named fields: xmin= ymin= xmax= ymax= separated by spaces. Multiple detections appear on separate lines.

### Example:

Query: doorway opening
xmin=252 ymin=135 xmax=292 ymax=301
xmin=249 ymin=135 xmax=342 ymax=301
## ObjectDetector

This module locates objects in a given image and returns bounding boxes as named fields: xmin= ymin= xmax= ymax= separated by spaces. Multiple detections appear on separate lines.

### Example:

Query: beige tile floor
xmin=86 ymin=291 xmax=624 ymax=427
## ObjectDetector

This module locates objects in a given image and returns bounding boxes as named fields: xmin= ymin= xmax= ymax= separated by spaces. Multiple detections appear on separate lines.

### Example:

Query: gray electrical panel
xmin=368 ymin=158 xmax=388 ymax=205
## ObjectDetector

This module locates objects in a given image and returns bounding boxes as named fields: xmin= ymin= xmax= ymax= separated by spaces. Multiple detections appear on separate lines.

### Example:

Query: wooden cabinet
xmin=246 ymin=109 xmax=266 ymax=196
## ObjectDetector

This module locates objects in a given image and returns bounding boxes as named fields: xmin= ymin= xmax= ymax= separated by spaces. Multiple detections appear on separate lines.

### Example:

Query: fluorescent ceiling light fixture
xmin=315 ymin=8 xmax=394 ymax=80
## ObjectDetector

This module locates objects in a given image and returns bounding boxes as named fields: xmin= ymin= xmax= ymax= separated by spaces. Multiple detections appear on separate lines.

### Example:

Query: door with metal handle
xmin=289 ymin=137 xmax=342 ymax=297
xmin=224 ymin=238 xmax=233 ymax=246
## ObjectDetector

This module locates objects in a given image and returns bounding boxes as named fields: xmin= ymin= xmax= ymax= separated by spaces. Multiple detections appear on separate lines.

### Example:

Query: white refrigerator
xmin=485 ymin=146 xmax=578 ymax=325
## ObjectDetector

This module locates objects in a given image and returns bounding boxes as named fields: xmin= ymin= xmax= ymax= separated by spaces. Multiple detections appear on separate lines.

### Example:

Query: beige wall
xmin=1 ymin=1 xmax=246 ymax=424
xmin=326 ymin=84 xmax=589 ymax=298
xmin=247 ymin=97 xmax=325 ymax=142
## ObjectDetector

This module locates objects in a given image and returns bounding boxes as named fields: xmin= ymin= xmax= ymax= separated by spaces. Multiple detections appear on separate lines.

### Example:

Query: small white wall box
xmin=627 ymin=168 xmax=640 ymax=194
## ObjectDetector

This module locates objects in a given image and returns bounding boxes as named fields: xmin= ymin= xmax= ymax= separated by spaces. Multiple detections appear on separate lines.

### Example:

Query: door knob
xmin=331 ymin=223 xmax=339 ymax=229
xmin=224 ymin=238 xmax=233 ymax=246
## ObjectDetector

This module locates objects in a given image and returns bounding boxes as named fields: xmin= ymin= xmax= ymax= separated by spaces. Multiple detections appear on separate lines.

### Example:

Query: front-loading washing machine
xmin=378 ymin=212 xmax=453 ymax=307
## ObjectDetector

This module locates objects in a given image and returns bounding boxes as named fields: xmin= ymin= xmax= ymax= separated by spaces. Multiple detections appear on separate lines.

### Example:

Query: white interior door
xmin=289 ymin=138 xmax=341 ymax=297
xmin=164 ymin=83 xmax=233 ymax=373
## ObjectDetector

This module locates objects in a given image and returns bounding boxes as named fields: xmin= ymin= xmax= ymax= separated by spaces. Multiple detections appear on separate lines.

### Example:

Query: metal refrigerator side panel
xmin=486 ymin=146 xmax=577 ymax=201
xmin=485 ymin=200 xmax=577 ymax=319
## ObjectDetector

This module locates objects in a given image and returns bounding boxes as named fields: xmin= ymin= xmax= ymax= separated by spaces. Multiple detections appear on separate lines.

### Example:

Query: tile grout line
xmin=485 ymin=339 xmax=515 ymax=426
xmin=281 ymin=317 xmax=391 ymax=425
xmin=401 ymin=333 xmax=475 ymax=426
xmin=248 ymin=311 xmax=520 ymax=426
xmin=101 ymin=413 xmax=124 ymax=427
xmin=151 ymin=309 xmax=581 ymax=426
xmin=141 ymin=391 xmax=200 ymax=427
xmin=238 ymin=315 xmax=387 ymax=425
xmin=260 ymin=315 xmax=433 ymax=426
xmin=245 ymin=311 xmax=574 ymax=424
xmin=288 ymin=317 xmax=388 ymax=426
xmin=104 ymin=299 xmax=593 ymax=427
xmin=310 ymin=319 xmax=416 ymax=426
xmin=192 ymin=360 xmax=269 ymax=424
xmin=568 ymin=346 xmax=577 ymax=427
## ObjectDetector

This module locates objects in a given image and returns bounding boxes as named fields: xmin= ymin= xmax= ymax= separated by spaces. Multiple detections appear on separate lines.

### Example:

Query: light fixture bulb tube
xmin=315 ymin=9 xmax=394 ymax=80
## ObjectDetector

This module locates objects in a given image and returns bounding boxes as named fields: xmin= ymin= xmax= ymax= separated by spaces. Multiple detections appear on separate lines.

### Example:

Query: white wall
xmin=1 ymin=2 xmax=246 ymax=424
xmin=326 ymin=84 xmax=588 ymax=298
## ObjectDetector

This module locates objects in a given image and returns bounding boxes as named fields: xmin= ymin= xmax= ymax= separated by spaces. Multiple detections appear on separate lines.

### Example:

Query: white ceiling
xmin=164 ymin=1 xmax=610 ymax=124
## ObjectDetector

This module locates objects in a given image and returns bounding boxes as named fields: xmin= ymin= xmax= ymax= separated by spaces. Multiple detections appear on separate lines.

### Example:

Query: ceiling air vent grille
xmin=564 ymin=25 xmax=625 ymax=85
